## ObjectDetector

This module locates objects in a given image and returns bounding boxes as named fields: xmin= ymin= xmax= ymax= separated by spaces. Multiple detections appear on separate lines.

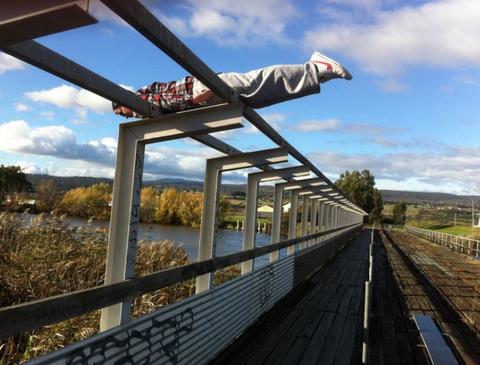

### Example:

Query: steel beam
xmin=100 ymin=0 xmax=233 ymax=101
xmin=0 ymin=1 xmax=96 ymax=46
xmin=196 ymin=148 xmax=289 ymax=293
xmin=0 ymin=40 xmax=259 ymax=160
xmin=100 ymin=103 xmax=244 ymax=331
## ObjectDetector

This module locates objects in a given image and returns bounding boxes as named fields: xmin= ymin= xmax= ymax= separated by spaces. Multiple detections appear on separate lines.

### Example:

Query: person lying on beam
xmin=113 ymin=51 xmax=352 ymax=118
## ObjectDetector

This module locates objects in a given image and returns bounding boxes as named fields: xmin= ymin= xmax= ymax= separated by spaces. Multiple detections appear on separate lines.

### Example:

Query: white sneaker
xmin=310 ymin=51 xmax=352 ymax=81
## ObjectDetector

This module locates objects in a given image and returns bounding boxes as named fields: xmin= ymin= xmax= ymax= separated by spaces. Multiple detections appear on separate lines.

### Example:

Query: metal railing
xmin=406 ymin=225 xmax=480 ymax=259
xmin=362 ymin=225 xmax=375 ymax=364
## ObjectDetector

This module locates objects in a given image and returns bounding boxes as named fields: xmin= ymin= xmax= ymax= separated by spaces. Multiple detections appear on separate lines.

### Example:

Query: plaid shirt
xmin=137 ymin=76 xmax=195 ymax=114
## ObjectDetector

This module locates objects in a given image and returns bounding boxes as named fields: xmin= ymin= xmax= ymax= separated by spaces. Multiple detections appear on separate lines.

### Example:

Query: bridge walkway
xmin=212 ymin=229 xmax=426 ymax=365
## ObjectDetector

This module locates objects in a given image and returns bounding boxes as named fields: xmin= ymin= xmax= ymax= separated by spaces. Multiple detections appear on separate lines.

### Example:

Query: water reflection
xmin=62 ymin=216 xmax=284 ymax=267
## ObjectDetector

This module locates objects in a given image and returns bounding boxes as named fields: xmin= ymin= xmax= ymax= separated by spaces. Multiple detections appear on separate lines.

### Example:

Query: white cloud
xmin=309 ymin=148 xmax=480 ymax=194
xmin=25 ymin=84 xmax=111 ymax=115
xmin=40 ymin=111 xmax=55 ymax=120
xmin=0 ymin=53 xmax=25 ymax=74
xmin=155 ymin=0 xmax=299 ymax=46
xmin=88 ymin=0 xmax=128 ymax=26
xmin=304 ymin=0 xmax=480 ymax=79
xmin=292 ymin=119 xmax=340 ymax=132
xmin=17 ymin=161 xmax=51 ymax=175
xmin=0 ymin=120 xmax=222 ymax=180
xmin=290 ymin=118 xmax=404 ymax=147
xmin=245 ymin=112 xmax=287 ymax=134
xmin=15 ymin=102 xmax=29 ymax=112
xmin=452 ymin=74 xmax=480 ymax=86
xmin=0 ymin=120 xmax=115 ymax=165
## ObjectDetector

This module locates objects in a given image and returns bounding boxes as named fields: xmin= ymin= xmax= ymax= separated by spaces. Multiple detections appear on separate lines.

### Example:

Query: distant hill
xmin=26 ymin=174 xmax=480 ymax=206
xmin=380 ymin=189 xmax=480 ymax=207
xmin=26 ymin=174 xmax=112 ymax=192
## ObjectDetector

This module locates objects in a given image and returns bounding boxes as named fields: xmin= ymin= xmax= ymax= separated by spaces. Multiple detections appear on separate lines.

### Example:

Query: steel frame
xmin=101 ymin=103 xmax=244 ymax=329
xmin=242 ymin=166 xmax=310 ymax=274
xmin=196 ymin=148 xmax=289 ymax=293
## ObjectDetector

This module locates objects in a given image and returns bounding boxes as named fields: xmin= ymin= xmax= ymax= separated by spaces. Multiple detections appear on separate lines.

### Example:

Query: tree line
xmin=59 ymin=185 xmax=229 ymax=227
xmin=2 ymin=165 xmax=388 ymax=225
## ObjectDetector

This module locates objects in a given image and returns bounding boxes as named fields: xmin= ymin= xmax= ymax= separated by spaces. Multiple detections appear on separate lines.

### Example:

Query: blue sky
xmin=1 ymin=0 xmax=480 ymax=194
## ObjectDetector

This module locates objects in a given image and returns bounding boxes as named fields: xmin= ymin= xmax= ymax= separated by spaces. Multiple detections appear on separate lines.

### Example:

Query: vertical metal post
xmin=101 ymin=129 xmax=144 ymax=331
xmin=270 ymin=184 xmax=283 ymax=261
xmin=310 ymin=199 xmax=318 ymax=246
xmin=242 ymin=174 xmax=259 ymax=274
xmin=318 ymin=202 xmax=325 ymax=242
xmin=196 ymin=161 xmax=222 ymax=293
xmin=301 ymin=195 xmax=309 ymax=249
xmin=287 ymin=190 xmax=299 ymax=255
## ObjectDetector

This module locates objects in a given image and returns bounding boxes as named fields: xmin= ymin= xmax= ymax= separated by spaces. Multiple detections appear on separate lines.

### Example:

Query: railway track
xmin=380 ymin=228 xmax=480 ymax=365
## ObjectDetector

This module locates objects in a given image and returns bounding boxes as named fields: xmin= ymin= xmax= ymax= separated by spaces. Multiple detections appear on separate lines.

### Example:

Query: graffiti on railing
xmin=258 ymin=266 xmax=276 ymax=307
xmin=66 ymin=308 xmax=194 ymax=365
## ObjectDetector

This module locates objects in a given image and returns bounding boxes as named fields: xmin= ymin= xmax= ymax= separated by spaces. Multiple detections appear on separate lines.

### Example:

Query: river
xmin=62 ymin=216 xmax=283 ymax=268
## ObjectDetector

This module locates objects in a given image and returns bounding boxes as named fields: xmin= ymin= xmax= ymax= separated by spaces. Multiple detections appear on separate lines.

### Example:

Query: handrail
xmin=0 ymin=223 xmax=361 ymax=339
xmin=405 ymin=225 xmax=480 ymax=258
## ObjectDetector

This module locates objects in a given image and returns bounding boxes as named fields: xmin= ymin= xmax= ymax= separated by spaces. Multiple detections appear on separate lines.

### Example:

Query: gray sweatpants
xmin=192 ymin=62 xmax=320 ymax=108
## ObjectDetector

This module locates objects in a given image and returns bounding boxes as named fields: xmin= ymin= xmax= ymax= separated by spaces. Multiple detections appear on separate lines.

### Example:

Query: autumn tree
xmin=0 ymin=165 xmax=32 ymax=211
xmin=335 ymin=170 xmax=383 ymax=222
xmin=60 ymin=183 xmax=112 ymax=220
xmin=392 ymin=201 xmax=407 ymax=225
xmin=177 ymin=191 xmax=203 ymax=227
xmin=156 ymin=188 xmax=179 ymax=224
xmin=35 ymin=179 xmax=60 ymax=212
xmin=140 ymin=186 xmax=159 ymax=223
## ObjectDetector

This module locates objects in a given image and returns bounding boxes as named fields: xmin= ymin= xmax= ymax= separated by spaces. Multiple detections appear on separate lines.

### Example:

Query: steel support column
xmin=287 ymin=190 xmax=299 ymax=255
xmin=270 ymin=183 xmax=284 ymax=262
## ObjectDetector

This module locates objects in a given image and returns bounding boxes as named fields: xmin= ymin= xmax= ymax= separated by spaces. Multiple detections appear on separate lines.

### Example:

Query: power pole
xmin=454 ymin=212 xmax=456 ymax=226
xmin=472 ymin=200 xmax=475 ymax=227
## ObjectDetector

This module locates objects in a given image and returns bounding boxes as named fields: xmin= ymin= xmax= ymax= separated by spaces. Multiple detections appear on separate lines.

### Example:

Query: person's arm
xmin=192 ymin=89 xmax=215 ymax=104
xmin=112 ymin=83 xmax=155 ymax=117
xmin=113 ymin=105 xmax=134 ymax=117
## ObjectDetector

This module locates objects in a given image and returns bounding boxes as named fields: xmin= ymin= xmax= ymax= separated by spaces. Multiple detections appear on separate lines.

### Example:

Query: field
xmin=435 ymin=225 xmax=480 ymax=237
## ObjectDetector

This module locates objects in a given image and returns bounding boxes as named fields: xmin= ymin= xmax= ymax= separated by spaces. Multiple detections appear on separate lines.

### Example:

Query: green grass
xmin=434 ymin=225 xmax=479 ymax=237
xmin=224 ymin=214 xmax=269 ymax=223
xmin=382 ymin=203 xmax=419 ymax=218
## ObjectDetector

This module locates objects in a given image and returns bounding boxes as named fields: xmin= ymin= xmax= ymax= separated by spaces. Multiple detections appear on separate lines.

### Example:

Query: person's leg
xmin=218 ymin=62 xmax=320 ymax=108
xmin=191 ymin=52 xmax=352 ymax=109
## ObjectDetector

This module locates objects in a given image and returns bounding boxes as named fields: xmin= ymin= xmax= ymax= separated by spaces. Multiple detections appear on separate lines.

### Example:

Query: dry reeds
xmin=0 ymin=213 xmax=199 ymax=364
